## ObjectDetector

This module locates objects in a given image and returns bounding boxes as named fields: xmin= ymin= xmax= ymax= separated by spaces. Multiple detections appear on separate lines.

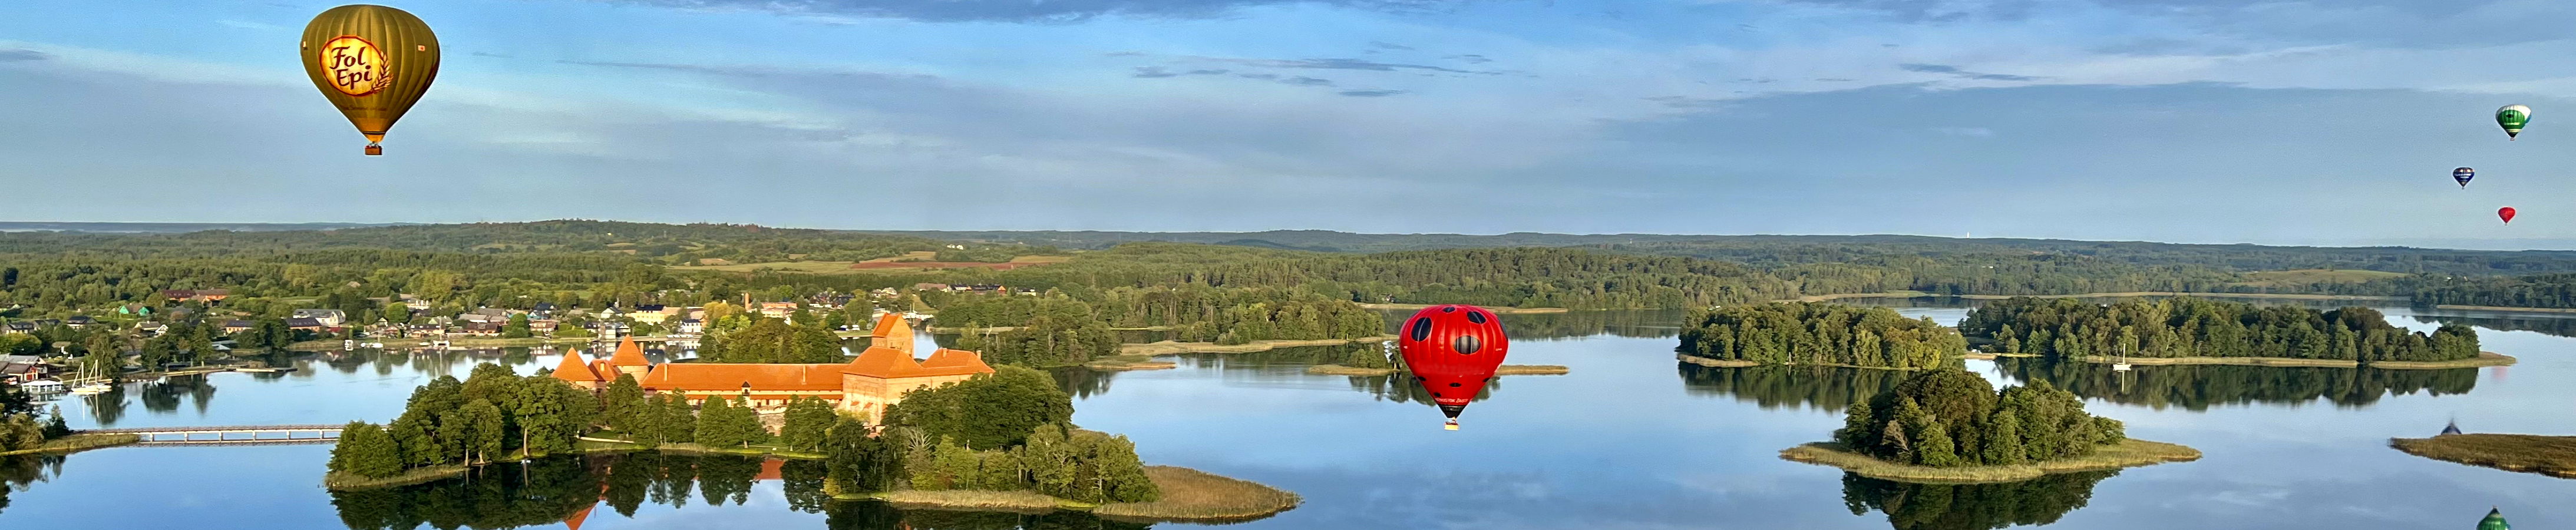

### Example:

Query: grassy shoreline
xmin=1120 ymin=336 xmax=1395 ymax=356
xmin=1358 ymin=303 xmax=1568 ymax=313
xmin=2432 ymin=304 xmax=2576 ymax=314
xmin=1084 ymin=355 xmax=1178 ymax=371
xmin=2390 ymin=434 xmax=2576 ymax=479
xmin=1780 ymin=439 xmax=2201 ymax=483
xmin=323 ymin=465 xmax=470 ymax=490
xmin=1304 ymin=364 xmax=1570 ymax=376
xmin=0 ymin=433 xmax=140 ymax=456
xmin=844 ymin=466 xmax=1300 ymax=522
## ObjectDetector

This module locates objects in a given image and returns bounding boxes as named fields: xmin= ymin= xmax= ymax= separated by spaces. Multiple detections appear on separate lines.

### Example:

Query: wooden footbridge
xmin=82 ymin=424 xmax=344 ymax=446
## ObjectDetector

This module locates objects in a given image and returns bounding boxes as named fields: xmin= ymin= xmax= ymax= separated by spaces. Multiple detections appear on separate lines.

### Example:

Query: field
xmin=1780 ymin=439 xmax=2201 ymax=483
xmin=2390 ymin=433 xmax=2576 ymax=479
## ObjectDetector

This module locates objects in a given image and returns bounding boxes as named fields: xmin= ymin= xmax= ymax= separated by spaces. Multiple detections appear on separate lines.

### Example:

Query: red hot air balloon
xmin=1396 ymin=304 xmax=1510 ymax=430
xmin=2500 ymin=207 xmax=2518 ymax=224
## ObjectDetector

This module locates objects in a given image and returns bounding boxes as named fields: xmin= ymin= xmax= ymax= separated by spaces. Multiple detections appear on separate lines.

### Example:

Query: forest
xmin=1832 ymin=370 xmax=2127 ymax=468
xmin=12 ymin=221 xmax=2576 ymax=327
xmin=1677 ymin=303 xmax=1966 ymax=369
xmin=1957 ymin=297 xmax=2482 ymax=362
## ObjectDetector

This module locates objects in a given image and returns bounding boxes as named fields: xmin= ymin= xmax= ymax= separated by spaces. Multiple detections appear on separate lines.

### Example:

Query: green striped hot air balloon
xmin=2478 ymin=507 xmax=2510 ymax=530
xmin=300 ymin=5 xmax=440 ymax=155
xmin=2497 ymin=105 xmax=2531 ymax=141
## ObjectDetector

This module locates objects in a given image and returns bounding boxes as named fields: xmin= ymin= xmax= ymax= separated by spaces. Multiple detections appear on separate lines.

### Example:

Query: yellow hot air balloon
xmin=299 ymin=5 xmax=439 ymax=155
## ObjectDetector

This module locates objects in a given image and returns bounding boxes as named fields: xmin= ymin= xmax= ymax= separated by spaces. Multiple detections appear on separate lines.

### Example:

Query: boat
xmin=2112 ymin=344 xmax=2134 ymax=372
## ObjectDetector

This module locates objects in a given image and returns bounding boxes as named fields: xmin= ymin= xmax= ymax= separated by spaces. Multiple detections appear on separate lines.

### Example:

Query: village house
xmin=292 ymin=309 xmax=348 ymax=327
xmin=63 ymin=316 xmax=96 ymax=329
xmin=757 ymin=302 xmax=800 ymax=319
xmin=160 ymin=289 xmax=231 ymax=303
xmin=552 ymin=313 xmax=990 ymax=425
xmin=3 ymin=322 xmax=34 ymax=334
xmin=675 ymin=319 xmax=705 ymax=334
xmin=284 ymin=317 xmax=326 ymax=333
xmin=220 ymin=320 xmax=255 ymax=334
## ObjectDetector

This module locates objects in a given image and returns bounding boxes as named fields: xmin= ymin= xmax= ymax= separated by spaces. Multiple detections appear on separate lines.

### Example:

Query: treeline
xmin=326 ymin=364 xmax=603 ymax=480
xmin=1832 ymin=370 xmax=2126 ymax=468
xmin=846 ymin=366 xmax=1159 ymax=503
xmin=1677 ymin=303 xmax=1966 ymax=369
xmin=2411 ymin=273 xmax=2576 ymax=309
xmin=932 ymin=286 xmax=1387 ymax=343
xmin=1675 ymin=364 xmax=1907 ymax=412
xmin=1992 ymin=359 xmax=2478 ymax=410
xmin=1959 ymin=297 xmax=2481 ymax=362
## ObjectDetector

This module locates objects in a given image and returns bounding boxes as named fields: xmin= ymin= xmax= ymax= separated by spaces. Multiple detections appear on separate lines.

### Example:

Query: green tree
xmin=780 ymin=396 xmax=834 ymax=452
xmin=460 ymin=399 xmax=506 ymax=463
xmin=329 ymin=422 xmax=404 ymax=479
xmin=514 ymin=379 xmax=572 ymax=455
xmin=502 ymin=313 xmax=533 ymax=338
xmin=1982 ymin=410 xmax=2027 ymax=465
xmin=658 ymin=393 xmax=696 ymax=444
xmin=880 ymin=365 xmax=1073 ymax=450
xmin=602 ymin=373 xmax=645 ymax=432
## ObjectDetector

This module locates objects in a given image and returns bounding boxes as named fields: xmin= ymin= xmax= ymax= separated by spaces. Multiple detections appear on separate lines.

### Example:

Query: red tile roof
xmin=639 ymin=363 xmax=848 ymax=392
xmin=868 ymin=313 xmax=910 ymax=340
xmin=842 ymin=346 xmax=993 ymax=378
xmin=550 ymin=352 xmax=602 ymax=383
xmin=606 ymin=337 xmax=649 ymax=366
xmin=917 ymin=348 xmax=996 ymax=376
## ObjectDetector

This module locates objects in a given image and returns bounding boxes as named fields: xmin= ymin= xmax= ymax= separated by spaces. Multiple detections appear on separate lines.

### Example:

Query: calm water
xmin=3 ymin=302 xmax=2572 ymax=529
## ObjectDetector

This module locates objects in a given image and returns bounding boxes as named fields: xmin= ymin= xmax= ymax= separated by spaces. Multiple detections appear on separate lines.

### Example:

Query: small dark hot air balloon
xmin=1396 ymin=304 xmax=1510 ymax=430
xmin=2455 ymin=167 xmax=2475 ymax=188
xmin=2499 ymin=207 xmax=2517 ymax=224
xmin=300 ymin=5 xmax=440 ymax=155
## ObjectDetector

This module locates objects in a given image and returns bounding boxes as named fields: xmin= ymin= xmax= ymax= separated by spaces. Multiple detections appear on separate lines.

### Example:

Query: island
xmin=2390 ymin=432 xmax=2576 ymax=479
xmin=1959 ymin=296 xmax=2511 ymax=369
xmin=1779 ymin=369 xmax=2198 ymax=483
xmin=0 ymin=392 xmax=133 ymax=456
xmin=1678 ymin=302 xmax=1966 ymax=370
xmin=323 ymin=333 xmax=1300 ymax=522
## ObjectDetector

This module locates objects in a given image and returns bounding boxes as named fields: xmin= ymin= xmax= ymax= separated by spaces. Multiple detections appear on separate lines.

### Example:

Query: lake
xmin=2 ymin=300 xmax=2571 ymax=529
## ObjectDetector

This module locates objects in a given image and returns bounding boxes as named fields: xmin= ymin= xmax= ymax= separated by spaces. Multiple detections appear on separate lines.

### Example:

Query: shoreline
xmin=1084 ymin=355 xmax=1178 ymax=371
xmin=1358 ymin=303 xmax=1569 ymax=314
xmin=1304 ymin=364 xmax=1570 ymax=376
xmin=0 ymin=433 xmax=140 ymax=456
xmin=841 ymin=466 xmax=1300 ymax=523
xmin=2390 ymin=434 xmax=2576 ymax=479
xmin=1120 ymin=336 xmax=1395 ymax=356
xmin=1780 ymin=439 xmax=2201 ymax=483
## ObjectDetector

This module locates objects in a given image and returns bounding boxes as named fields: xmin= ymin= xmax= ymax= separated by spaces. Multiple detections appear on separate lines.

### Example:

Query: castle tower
xmin=605 ymin=336 xmax=651 ymax=380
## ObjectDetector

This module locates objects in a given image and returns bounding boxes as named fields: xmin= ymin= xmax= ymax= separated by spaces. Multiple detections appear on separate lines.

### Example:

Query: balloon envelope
xmin=300 ymin=4 xmax=440 ymax=155
xmin=1395 ymin=304 xmax=1510 ymax=429
xmin=2499 ymin=207 xmax=2517 ymax=224
xmin=2498 ymin=104 xmax=2531 ymax=140
xmin=2478 ymin=507 xmax=2510 ymax=530
xmin=2454 ymin=167 xmax=2475 ymax=187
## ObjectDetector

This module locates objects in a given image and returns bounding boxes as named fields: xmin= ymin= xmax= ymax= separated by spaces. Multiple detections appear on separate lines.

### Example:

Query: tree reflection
xmin=1841 ymin=471 xmax=2115 ymax=530
xmin=0 ymin=454 xmax=68 ymax=516
xmin=138 ymin=374 xmax=216 ymax=414
xmin=331 ymin=453 xmax=1167 ymax=530
xmin=1674 ymin=363 xmax=1908 ymax=411
xmin=1049 ymin=367 xmax=1118 ymax=399
xmin=82 ymin=385 xmax=127 ymax=426
xmin=1992 ymin=358 xmax=2476 ymax=410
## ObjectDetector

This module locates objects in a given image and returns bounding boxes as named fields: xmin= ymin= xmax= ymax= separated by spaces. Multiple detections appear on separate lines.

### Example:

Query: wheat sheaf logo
xmin=319 ymin=35 xmax=394 ymax=97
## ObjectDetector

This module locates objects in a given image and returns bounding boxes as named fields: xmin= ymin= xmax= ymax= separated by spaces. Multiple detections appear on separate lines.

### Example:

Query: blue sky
xmin=7 ymin=0 xmax=2576 ymax=247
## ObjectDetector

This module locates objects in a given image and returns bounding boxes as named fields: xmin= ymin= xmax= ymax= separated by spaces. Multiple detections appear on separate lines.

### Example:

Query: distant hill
xmin=0 ymin=221 xmax=415 ymax=233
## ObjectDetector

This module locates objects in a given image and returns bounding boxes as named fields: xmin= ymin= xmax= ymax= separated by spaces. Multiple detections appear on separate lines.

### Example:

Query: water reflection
xmin=0 ymin=455 xmax=67 ymax=516
xmin=1675 ymin=363 xmax=1907 ymax=412
xmin=1991 ymin=358 xmax=2478 ymax=410
xmin=330 ymin=453 xmax=1152 ymax=530
xmin=1841 ymin=471 xmax=2115 ymax=530
xmin=138 ymin=374 xmax=216 ymax=415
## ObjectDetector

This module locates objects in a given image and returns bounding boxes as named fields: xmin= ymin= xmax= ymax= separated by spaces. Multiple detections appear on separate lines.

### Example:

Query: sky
xmin=6 ymin=0 xmax=2576 ymax=247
